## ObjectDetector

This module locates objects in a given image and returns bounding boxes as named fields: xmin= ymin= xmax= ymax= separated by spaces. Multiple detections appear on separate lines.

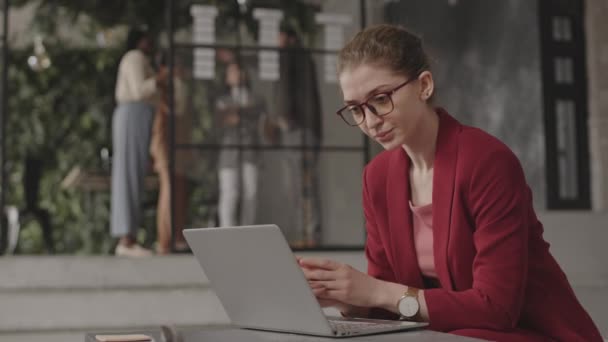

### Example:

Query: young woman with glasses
xmin=298 ymin=24 xmax=602 ymax=341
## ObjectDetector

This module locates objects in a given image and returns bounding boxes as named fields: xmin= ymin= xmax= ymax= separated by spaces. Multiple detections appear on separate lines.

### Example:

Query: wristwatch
xmin=397 ymin=287 xmax=421 ymax=321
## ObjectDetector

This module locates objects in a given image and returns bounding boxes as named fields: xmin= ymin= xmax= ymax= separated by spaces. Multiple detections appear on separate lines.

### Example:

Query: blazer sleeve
xmin=424 ymin=147 xmax=530 ymax=331
xmin=363 ymin=166 xmax=394 ymax=282
xmin=362 ymin=166 xmax=400 ymax=320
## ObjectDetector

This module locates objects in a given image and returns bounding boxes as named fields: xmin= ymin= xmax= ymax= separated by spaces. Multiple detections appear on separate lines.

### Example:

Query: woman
xmin=215 ymin=63 xmax=265 ymax=226
xmin=111 ymin=28 xmax=165 ymax=257
xmin=149 ymin=54 xmax=191 ymax=254
xmin=298 ymin=24 xmax=602 ymax=341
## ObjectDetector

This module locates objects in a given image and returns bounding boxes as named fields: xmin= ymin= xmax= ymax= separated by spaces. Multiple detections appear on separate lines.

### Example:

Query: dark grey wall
xmin=386 ymin=0 xmax=546 ymax=209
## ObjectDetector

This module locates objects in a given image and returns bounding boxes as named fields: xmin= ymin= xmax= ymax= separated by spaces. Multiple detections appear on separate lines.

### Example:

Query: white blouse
xmin=114 ymin=49 xmax=157 ymax=105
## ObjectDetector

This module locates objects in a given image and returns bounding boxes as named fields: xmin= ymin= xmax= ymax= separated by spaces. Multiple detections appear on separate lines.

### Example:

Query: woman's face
xmin=138 ymin=36 xmax=153 ymax=55
xmin=339 ymin=63 xmax=429 ymax=150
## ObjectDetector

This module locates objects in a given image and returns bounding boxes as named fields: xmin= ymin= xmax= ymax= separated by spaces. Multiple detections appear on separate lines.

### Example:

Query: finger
xmin=324 ymin=289 xmax=348 ymax=303
xmin=300 ymin=267 xmax=315 ymax=280
xmin=308 ymin=281 xmax=325 ymax=290
xmin=298 ymin=257 xmax=340 ymax=270
xmin=309 ymin=280 xmax=341 ymax=291
xmin=314 ymin=288 xmax=341 ymax=302
xmin=316 ymin=289 xmax=344 ymax=303
xmin=298 ymin=257 xmax=341 ymax=271
xmin=317 ymin=299 xmax=336 ymax=308
xmin=301 ymin=268 xmax=336 ymax=281
xmin=312 ymin=287 xmax=326 ymax=297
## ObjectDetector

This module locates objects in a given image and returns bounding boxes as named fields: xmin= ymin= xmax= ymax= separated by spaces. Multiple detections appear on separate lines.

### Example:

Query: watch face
xmin=398 ymin=296 xmax=420 ymax=318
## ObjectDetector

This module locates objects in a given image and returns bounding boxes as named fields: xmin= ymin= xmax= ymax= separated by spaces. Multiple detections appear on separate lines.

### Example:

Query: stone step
xmin=0 ymin=252 xmax=365 ymax=290
xmin=0 ymin=287 xmax=229 ymax=332
xmin=0 ymin=242 xmax=606 ymax=336
xmin=0 ymin=331 xmax=88 ymax=342
xmin=0 ymin=256 xmax=208 ymax=290
xmin=0 ymin=252 xmax=362 ymax=335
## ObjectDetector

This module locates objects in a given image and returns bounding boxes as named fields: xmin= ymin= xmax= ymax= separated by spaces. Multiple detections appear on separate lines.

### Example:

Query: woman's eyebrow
xmin=344 ymin=84 xmax=392 ymax=104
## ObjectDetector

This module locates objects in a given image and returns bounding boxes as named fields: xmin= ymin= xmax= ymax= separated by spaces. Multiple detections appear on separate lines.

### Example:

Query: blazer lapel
xmin=432 ymin=109 xmax=460 ymax=290
xmin=386 ymin=148 xmax=424 ymax=289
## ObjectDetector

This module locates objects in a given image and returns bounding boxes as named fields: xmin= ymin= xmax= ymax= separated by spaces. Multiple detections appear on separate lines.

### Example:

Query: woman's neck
xmin=401 ymin=106 xmax=439 ymax=172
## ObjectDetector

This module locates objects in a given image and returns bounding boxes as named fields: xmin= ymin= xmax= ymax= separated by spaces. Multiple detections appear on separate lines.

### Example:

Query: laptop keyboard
xmin=328 ymin=319 xmax=407 ymax=335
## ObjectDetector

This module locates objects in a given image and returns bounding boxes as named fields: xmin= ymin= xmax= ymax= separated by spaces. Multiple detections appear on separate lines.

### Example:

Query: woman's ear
xmin=418 ymin=71 xmax=434 ymax=101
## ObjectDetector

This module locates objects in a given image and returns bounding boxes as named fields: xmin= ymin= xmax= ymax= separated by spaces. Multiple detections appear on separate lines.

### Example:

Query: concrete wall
xmin=586 ymin=0 xmax=608 ymax=211
xmin=385 ymin=0 xmax=545 ymax=209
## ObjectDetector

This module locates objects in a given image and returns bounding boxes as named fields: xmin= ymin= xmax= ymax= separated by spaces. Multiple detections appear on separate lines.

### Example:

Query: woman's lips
xmin=375 ymin=128 xmax=394 ymax=142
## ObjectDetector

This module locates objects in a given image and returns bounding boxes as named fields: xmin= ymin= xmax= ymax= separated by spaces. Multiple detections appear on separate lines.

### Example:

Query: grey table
xmin=85 ymin=326 xmax=485 ymax=342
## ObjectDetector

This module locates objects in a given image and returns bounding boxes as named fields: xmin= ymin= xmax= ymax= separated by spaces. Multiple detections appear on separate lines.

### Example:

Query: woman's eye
xmin=372 ymin=94 xmax=390 ymax=104
xmin=348 ymin=106 xmax=363 ymax=115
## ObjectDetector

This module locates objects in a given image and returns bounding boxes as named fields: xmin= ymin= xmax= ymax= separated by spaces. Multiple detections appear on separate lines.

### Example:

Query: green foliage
xmin=4 ymin=0 xmax=321 ymax=254
xmin=12 ymin=0 xmax=319 ymax=46
xmin=12 ymin=0 xmax=183 ymax=35
xmin=6 ymin=47 xmax=121 ymax=254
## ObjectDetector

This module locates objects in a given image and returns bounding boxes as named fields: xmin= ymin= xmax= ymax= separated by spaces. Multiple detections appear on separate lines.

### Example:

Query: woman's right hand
xmin=297 ymin=256 xmax=352 ymax=313
xmin=310 ymin=281 xmax=353 ymax=315
xmin=297 ymin=257 xmax=390 ymax=309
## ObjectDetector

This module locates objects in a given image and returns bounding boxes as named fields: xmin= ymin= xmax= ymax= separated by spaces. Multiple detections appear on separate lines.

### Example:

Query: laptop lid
xmin=183 ymin=225 xmax=335 ymax=336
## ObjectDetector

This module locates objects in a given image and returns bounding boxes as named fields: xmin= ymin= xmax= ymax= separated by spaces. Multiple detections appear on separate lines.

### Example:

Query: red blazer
xmin=363 ymin=109 xmax=602 ymax=341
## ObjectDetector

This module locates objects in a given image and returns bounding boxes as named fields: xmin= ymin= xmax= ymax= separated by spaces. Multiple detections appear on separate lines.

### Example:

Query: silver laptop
xmin=183 ymin=225 xmax=427 ymax=337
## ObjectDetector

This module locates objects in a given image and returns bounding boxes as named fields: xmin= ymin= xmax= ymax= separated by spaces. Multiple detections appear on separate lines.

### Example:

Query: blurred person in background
xmin=149 ymin=52 xmax=192 ymax=254
xmin=215 ymin=62 xmax=265 ymax=227
xmin=274 ymin=24 xmax=322 ymax=247
xmin=111 ymin=28 xmax=166 ymax=257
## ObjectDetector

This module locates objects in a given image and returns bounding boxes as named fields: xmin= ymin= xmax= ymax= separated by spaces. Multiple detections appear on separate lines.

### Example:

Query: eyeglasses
xmin=336 ymin=77 xmax=416 ymax=126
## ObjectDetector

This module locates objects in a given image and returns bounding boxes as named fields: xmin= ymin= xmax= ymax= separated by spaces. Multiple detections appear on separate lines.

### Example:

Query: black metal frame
xmin=538 ymin=0 xmax=591 ymax=209
xmin=166 ymin=0 xmax=178 ymax=252
xmin=164 ymin=0 xmax=369 ymax=251
xmin=0 ymin=0 xmax=9 ymax=253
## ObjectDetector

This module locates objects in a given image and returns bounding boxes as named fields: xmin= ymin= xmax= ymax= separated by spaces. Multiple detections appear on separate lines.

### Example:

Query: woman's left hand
xmin=298 ymin=257 xmax=385 ymax=308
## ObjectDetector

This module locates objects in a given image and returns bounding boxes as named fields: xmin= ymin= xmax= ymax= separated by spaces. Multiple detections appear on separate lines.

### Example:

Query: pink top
xmin=409 ymin=201 xmax=437 ymax=278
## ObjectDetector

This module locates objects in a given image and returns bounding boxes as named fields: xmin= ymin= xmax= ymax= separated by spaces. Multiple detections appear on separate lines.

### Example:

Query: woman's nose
xmin=363 ymin=104 xmax=383 ymax=129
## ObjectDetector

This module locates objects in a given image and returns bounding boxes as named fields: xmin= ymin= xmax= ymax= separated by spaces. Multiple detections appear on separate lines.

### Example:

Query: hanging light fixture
xmin=27 ymin=35 xmax=52 ymax=72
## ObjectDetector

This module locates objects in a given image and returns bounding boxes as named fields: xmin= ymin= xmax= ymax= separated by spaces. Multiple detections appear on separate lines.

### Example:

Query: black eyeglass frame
xmin=336 ymin=76 xmax=418 ymax=126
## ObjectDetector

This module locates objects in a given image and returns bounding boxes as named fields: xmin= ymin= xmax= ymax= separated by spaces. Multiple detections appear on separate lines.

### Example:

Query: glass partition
xmin=167 ymin=0 xmax=367 ymax=249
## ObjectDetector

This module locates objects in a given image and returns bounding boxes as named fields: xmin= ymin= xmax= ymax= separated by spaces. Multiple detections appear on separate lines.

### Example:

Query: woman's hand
xmin=298 ymin=257 xmax=385 ymax=309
